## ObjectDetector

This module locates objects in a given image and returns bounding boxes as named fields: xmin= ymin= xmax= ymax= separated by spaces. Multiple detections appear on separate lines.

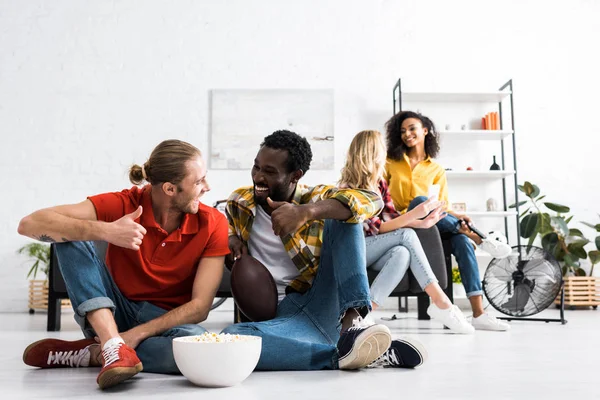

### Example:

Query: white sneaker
xmin=471 ymin=313 xmax=511 ymax=331
xmin=478 ymin=237 xmax=512 ymax=259
xmin=427 ymin=303 xmax=475 ymax=334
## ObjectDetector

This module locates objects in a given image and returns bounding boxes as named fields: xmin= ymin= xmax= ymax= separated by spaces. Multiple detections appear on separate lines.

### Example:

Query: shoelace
xmin=369 ymin=348 xmax=401 ymax=368
xmin=47 ymin=347 xmax=90 ymax=367
xmin=347 ymin=316 xmax=371 ymax=332
xmin=102 ymin=342 xmax=123 ymax=367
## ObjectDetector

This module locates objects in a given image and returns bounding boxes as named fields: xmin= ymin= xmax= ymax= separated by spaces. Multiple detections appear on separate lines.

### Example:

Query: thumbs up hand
xmin=267 ymin=197 xmax=310 ymax=236
xmin=108 ymin=206 xmax=148 ymax=250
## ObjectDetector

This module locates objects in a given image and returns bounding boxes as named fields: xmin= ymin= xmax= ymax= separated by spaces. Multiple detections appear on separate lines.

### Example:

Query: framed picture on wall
xmin=209 ymin=89 xmax=334 ymax=170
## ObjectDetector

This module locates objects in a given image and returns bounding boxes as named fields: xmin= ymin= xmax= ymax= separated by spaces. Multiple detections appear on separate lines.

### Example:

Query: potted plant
xmin=511 ymin=181 xmax=599 ymax=309
xmin=451 ymin=267 xmax=466 ymax=298
xmin=17 ymin=242 xmax=70 ymax=313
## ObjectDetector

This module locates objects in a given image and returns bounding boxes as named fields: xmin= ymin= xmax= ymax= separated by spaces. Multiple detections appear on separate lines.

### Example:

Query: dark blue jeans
xmin=221 ymin=219 xmax=372 ymax=370
xmin=408 ymin=196 xmax=483 ymax=297
xmin=54 ymin=241 xmax=208 ymax=374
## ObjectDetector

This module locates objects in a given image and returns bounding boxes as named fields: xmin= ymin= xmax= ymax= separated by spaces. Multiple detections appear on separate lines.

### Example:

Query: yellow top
xmin=384 ymin=154 xmax=448 ymax=213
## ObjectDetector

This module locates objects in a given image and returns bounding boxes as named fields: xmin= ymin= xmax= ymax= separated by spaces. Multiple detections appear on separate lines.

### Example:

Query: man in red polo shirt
xmin=18 ymin=140 xmax=229 ymax=389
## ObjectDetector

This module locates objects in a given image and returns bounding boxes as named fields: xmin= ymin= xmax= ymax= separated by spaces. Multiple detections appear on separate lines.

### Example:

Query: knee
xmin=388 ymin=246 xmax=411 ymax=261
xmin=452 ymin=234 xmax=474 ymax=251
xmin=408 ymin=196 xmax=428 ymax=210
xmin=400 ymin=228 xmax=419 ymax=242
xmin=221 ymin=323 xmax=260 ymax=336
xmin=54 ymin=241 xmax=94 ymax=256
xmin=323 ymin=219 xmax=364 ymax=243
xmin=166 ymin=324 xmax=208 ymax=338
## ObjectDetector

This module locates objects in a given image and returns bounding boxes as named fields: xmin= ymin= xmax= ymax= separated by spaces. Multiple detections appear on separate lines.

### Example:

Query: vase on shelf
xmin=489 ymin=156 xmax=501 ymax=171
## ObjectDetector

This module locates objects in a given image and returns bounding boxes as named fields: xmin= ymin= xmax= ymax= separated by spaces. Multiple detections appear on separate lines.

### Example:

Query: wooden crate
xmin=28 ymin=280 xmax=71 ymax=311
xmin=555 ymin=276 xmax=600 ymax=308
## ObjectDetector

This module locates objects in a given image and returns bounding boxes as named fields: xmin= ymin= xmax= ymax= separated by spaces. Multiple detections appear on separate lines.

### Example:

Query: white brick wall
xmin=1 ymin=0 xmax=599 ymax=311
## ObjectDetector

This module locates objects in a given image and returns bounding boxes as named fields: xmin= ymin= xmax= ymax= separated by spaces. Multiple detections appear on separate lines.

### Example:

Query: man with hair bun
xmin=18 ymin=139 xmax=229 ymax=389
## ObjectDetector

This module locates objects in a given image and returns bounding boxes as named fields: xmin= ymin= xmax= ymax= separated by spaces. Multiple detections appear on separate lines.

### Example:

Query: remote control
xmin=461 ymin=219 xmax=487 ymax=239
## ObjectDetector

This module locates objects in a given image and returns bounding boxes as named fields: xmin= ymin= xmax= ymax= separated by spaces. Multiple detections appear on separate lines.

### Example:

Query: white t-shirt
xmin=248 ymin=206 xmax=299 ymax=302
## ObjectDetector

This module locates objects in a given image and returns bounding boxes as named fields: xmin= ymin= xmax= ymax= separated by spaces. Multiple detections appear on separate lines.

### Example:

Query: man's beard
xmin=254 ymin=183 xmax=290 ymax=206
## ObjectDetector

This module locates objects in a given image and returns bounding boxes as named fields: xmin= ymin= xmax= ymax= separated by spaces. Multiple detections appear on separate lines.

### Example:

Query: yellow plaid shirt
xmin=226 ymin=184 xmax=383 ymax=294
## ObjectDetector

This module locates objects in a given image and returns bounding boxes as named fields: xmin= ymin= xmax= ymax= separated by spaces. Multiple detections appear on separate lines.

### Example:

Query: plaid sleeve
xmin=225 ymin=187 xmax=253 ymax=241
xmin=363 ymin=180 xmax=399 ymax=236
xmin=306 ymin=185 xmax=383 ymax=224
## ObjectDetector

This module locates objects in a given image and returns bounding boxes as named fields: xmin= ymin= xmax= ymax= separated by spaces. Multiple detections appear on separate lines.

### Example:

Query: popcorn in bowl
xmin=173 ymin=332 xmax=262 ymax=387
xmin=179 ymin=332 xmax=258 ymax=343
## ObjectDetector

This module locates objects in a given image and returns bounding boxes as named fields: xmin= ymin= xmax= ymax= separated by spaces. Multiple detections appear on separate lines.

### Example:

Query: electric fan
xmin=482 ymin=245 xmax=565 ymax=323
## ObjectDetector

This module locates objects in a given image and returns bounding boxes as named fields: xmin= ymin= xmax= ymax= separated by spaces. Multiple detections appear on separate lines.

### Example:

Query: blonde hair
xmin=338 ymin=130 xmax=387 ymax=192
xmin=129 ymin=140 xmax=202 ymax=186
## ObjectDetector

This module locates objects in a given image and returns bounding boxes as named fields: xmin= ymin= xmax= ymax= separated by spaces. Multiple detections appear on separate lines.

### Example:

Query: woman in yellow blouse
xmin=384 ymin=111 xmax=511 ymax=331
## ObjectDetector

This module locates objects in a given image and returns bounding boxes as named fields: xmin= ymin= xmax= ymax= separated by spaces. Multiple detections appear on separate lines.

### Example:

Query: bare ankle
xmin=88 ymin=344 xmax=102 ymax=367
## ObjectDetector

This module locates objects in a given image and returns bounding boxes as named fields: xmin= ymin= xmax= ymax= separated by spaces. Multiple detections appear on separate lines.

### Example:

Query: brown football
xmin=230 ymin=254 xmax=278 ymax=322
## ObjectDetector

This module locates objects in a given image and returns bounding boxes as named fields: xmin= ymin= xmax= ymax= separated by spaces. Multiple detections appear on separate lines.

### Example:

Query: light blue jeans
xmin=409 ymin=196 xmax=483 ymax=297
xmin=366 ymin=228 xmax=438 ymax=306
xmin=221 ymin=219 xmax=372 ymax=371
xmin=54 ymin=241 xmax=208 ymax=374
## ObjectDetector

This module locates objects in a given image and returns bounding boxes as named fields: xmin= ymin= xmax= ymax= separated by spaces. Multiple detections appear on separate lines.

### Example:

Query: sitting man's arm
xmin=18 ymin=200 xmax=147 ymax=250
xmin=267 ymin=186 xmax=383 ymax=236
xmin=118 ymin=255 xmax=225 ymax=349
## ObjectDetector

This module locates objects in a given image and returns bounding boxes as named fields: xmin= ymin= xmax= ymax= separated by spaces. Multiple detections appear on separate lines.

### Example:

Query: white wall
xmin=1 ymin=0 xmax=599 ymax=312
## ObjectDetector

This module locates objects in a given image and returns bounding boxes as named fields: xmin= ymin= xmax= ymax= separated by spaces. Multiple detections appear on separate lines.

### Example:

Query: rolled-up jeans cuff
xmin=339 ymin=298 xmax=372 ymax=322
xmin=421 ymin=278 xmax=439 ymax=290
xmin=74 ymin=297 xmax=116 ymax=333
xmin=466 ymin=290 xmax=483 ymax=298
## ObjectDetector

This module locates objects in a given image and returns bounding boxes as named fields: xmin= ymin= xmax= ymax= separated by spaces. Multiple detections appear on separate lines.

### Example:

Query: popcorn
xmin=181 ymin=332 xmax=255 ymax=343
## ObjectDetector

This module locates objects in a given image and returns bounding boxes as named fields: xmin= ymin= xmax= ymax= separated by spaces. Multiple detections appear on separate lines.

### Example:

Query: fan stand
xmin=496 ymin=281 xmax=567 ymax=325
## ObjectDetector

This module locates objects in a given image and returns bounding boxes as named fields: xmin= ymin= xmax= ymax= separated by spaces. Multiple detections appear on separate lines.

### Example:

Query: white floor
xmin=2 ymin=300 xmax=599 ymax=399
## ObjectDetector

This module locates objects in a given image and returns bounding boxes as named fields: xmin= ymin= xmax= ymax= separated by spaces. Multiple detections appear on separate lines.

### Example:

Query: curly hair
xmin=261 ymin=130 xmax=313 ymax=174
xmin=385 ymin=111 xmax=440 ymax=160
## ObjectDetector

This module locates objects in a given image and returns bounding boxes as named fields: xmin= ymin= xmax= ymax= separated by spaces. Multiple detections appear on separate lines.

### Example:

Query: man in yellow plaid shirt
xmin=222 ymin=130 xmax=424 ymax=371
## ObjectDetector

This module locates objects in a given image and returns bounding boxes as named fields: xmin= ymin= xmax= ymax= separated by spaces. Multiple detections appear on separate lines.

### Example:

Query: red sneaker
xmin=23 ymin=338 xmax=96 ymax=368
xmin=97 ymin=341 xmax=143 ymax=389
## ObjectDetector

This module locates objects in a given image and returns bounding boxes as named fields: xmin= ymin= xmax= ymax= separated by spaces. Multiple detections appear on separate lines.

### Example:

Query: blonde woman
xmin=339 ymin=130 xmax=473 ymax=335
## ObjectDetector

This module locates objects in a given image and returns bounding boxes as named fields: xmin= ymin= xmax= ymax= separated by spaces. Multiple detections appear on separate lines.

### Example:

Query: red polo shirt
xmin=88 ymin=185 xmax=229 ymax=310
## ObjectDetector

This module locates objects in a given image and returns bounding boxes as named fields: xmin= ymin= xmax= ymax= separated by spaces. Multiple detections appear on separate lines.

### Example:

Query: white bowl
xmin=173 ymin=334 xmax=262 ymax=387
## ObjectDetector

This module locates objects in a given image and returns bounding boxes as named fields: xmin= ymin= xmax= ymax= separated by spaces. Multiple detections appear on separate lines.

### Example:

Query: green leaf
xmin=524 ymin=182 xmax=534 ymax=197
xmin=565 ymin=215 xmax=573 ymax=224
xmin=541 ymin=232 xmax=558 ymax=252
xmin=563 ymin=253 xmax=580 ymax=268
xmin=531 ymin=185 xmax=540 ymax=198
xmin=544 ymin=202 xmax=570 ymax=213
xmin=517 ymin=184 xmax=525 ymax=193
xmin=519 ymin=207 xmax=531 ymax=218
xmin=535 ymin=195 xmax=547 ymax=201
xmin=561 ymin=265 xmax=568 ymax=276
xmin=589 ymin=250 xmax=600 ymax=265
xmin=569 ymin=228 xmax=585 ymax=237
xmin=520 ymin=213 xmax=539 ymax=238
xmin=539 ymin=213 xmax=553 ymax=235
xmin=509 ymin=200 xmax=528 ymax=209
xmin=596 ymin=236 xmax=600 ymax=250
xmin=526 ymin=232 xmax=537 ymax=253
xmin=575 ymin=267 xmax=587 ymax=276
xmin=583 ymin=223 xmax=600 ymax=232
xmin=567 ymin=243 xmax=587 ymax=259
xmin=551 ymin=216 xmax=569 ymax=237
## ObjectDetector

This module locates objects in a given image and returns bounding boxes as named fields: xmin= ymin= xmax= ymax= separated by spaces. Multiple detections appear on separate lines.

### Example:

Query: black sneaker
xmin=367 ymin=338 xmax=428 ymax=369
xmin=337 ymin=317 xmax=391 ymax=370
